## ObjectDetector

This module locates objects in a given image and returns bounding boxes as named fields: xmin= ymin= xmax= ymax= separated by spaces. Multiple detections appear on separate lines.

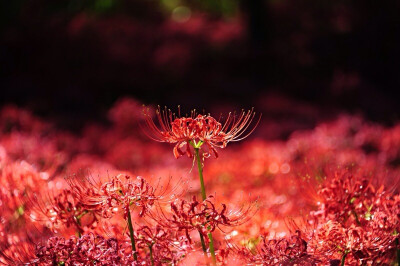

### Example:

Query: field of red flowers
xmin=0 ymin=98 xmax=399 ymax=265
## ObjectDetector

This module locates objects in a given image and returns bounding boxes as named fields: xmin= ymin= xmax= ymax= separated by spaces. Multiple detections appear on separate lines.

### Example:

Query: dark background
xmin=1 ymin=0 xmax=399 ymax=132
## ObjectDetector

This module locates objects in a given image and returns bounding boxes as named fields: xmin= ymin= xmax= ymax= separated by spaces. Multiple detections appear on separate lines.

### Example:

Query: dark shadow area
xmin=1 ymin=0 xmax=399 ymax=131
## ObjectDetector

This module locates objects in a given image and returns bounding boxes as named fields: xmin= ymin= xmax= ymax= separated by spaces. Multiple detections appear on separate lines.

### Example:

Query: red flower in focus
xmin=66 ymin=174 xmax=161 ymax=219
xmin=135 ymin=225 xmax=190 ymax=264
xmin=154 ymin=196 xmax=254 ymax=243
xmin=143 ymin=107 xmax=260 ymax=158
xmin=28 ymin=189 xmax=98 ymax=235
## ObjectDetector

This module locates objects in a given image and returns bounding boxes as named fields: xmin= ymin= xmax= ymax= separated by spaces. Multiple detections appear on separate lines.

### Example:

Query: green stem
xmin=75 ymin=210 xmax=89 ymax=238
xmin=351 ymin=210 xmax=361 ymax=226
xmin=194 ymin=148 xmax=207 ymax=201
xmin=194 ymin=148 xmax=217 ymax=265
xmin=149 ymin=244 xmax=154 ymax=266
xmin=340 ymin=251 xmax=348 ymax=266
xmin=76 ymin=210 xmax=88 ymax=220
xmin=397 ymin=248 xmax=400 ymax=266
xmin=199 ymin=231 xmax=207 ymax=253
xmin=127 ymin=208 xmax=138 ymax=261
xmin=76 ymin=217 xmax=82 ymax=238
xmin=207 ymin=232 xmax=216 ymax=263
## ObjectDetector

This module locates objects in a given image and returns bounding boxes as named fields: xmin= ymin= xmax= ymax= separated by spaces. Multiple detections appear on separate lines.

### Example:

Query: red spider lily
xmin=0 ymin=238 xmax=36 ymax=265
xmin=66 ymin=174 xmax=181 ymax=220
xmin=0 ymin=158 xmax=53 ymax=238
xmin=309 ymin=169 xmax=390 ymax=226
xmin=136 ymin=225 xmax=169 ymax=248
xmin=233 ymin=231 xmax=321 ymax=265
xmin=317 ymin=170 xmax=398 ymax=219
xmin=308 ymin=221 xmax=352 ymax=260
xmin=309 ymin=219 xmax=399 ymax=264
xmin=66 ymin=174 xmax=161 ymax=219
xmin=142 ymin=106 xmax=260 ymax=158
xmin=27 ymin=189 xmax=98 ymax=234
xmin=153 ymin=196 xmax=255 ymax=243
xmin=34 ymin=233 xmax=134 ymax=265
xmin=2 ymin=101 xmax=400 ymax=264
xmin=135 ymin=225 xmax=191 ymax=264
xmin=306 ymin=170 xmax=400 ymax=264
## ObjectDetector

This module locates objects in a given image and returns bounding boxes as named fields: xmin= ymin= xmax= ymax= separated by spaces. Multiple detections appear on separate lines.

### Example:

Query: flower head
xmin=135 ymin=225 xmax=191 ymax=264
xmin=66 ymin=174 xmax=161 ymax=219
xmin=28 ymin=189 xmax=97 ymax=234
xmin=153 ymin=196 xmax=254 ymax=243
xmin=34 ymin=233 xmax=133 ymax=265
xmin=233 ymin=231 xmax=321 ymax=265
xmin=143 ymin=106 xmax=260 ymax=158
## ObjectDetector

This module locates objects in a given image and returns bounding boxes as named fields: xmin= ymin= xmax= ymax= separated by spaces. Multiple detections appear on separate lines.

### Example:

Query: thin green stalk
xmin=395 ymin=238 xmax=400 ymax=265
xmin=75 ymin=210 xmax=88 ymax=238
xmin=194 ymin=148 xmax=217 ymax=265
xmin=127 ymin=208 xmax=138 ymax=261
xmin=76 ymin=210 xmax=88 ymax=220
xmin=76 ymin=217 xmax=82 ymax=238
xmin=194 ymin=148 xmax=207 ymax=201
xmin=149 ymin=244 xmax=154 ymax=266
xmin=199 ymin=232 xmax=207 ymax=253
xmin=351 ymin=210 xmax=361 ymax=226
xmin=340 ymin=250 xmax=348 ymax=266
xmin=207 ymin=232 xmax=216 ymax=263
xmin=397 ymin=248 xmax=400 ymax=266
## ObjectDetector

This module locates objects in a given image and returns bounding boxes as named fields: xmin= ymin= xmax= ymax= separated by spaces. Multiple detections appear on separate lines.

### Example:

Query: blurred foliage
xmin=0 ymin=0 xmax=399 ymax=125
xmin=0 ymin=0 xmax=240 ymax=23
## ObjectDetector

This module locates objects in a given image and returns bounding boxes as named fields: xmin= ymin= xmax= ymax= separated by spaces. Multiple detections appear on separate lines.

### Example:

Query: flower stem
xmin=340 ymin=251 xmax=348 ymax=266
xmin=351 ymin=210 xmax=361 ymax=226
xmin=75 ymin=210 xmax=88 ymax=238
xmin=395 ymin=238 xmax=400 ymax=265
xmin=75 ymin=217 xmax=82 ymax=238
xmin=127 ymin=208 xmax=138 ymax=261
xmin=207 ymin=232 xmax=216 ymax=263
xmin=199 ymin=232 xmax=207 ymax=253
xmin=149 ymin=244 xmax=154 ymax=266
xmin=194 ymin=148 xmax=216 ymax=265
xmin=194 ymin=148 xmax=207 ymax=201
xmin=397 ymin=248 xmax=400 ymax=266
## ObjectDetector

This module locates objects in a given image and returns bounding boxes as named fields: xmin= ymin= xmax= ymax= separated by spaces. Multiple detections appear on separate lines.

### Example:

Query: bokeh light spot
xmin=268 ymin=162 xmax=279 ymax=174
xmin=172 ymin=6 xmax=191 ymax=23
xmin=280 ymin=163 xmax=290 ymax=174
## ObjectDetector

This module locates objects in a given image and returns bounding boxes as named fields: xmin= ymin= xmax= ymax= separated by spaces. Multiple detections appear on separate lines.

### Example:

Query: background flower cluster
xmin=0 ymin=98 xmax=399 ymax=265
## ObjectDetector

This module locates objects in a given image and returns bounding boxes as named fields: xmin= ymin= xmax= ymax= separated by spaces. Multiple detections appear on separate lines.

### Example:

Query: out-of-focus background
xmin=1 ymin=0 xmax=399 ymax=133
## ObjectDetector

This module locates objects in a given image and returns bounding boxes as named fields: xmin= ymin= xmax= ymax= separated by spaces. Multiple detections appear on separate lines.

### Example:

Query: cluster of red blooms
xmin=306 ymin=170 xmax=400 ymax=264
xmin=0 ymin=98 xmax=399 ymax=265
xmin=235 ymin=170 xmax=399 ymax=265
xmin=34 ymin=233 xmax=133 ymax=265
